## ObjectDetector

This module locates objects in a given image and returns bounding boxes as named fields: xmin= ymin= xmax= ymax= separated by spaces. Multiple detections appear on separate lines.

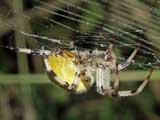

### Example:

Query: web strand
xmin=1 ymin=0 xmax=160 ymax=69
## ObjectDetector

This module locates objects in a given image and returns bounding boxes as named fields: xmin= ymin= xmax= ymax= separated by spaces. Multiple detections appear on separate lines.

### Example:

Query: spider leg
xmin=0 ymin=45 xmax=51 ymax=56
xmin=81 ymin=67 xmax=94 ymax=89
xmin=107 ymin=43 xmax=113 ymax=51
xmin=99 ymin=64 xmax=120 ymax=97
xmin=96 ymin=67 xmax=112 ymax=95
xmin=95 ymin=43 xmax=114 ymax=95
xmin=96 ymin=68 xmax=103 ymax=94
xmin=68 ymin=65 xmax=94 ymax=92
xmin=113 ymin=63 xmax=120 ymax=90
xmin=69 ymin=64 xmax=81 ymax=91
xmin=115 ymin=69 xmax=154 ymax=97
xmin=69 ymin=58 xmax=93 ymax=92
xmin=96 ymin=67 xmax=104 ymax=95
xmin=118 ymin=46 xmax=139 ymax=71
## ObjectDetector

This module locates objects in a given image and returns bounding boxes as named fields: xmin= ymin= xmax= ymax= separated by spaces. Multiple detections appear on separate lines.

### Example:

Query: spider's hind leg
xmin=116 ymin=69 xmax=154 ymax=97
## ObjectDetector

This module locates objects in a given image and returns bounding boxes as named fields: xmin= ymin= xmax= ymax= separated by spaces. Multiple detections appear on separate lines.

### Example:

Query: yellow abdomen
xmin=47 ymin=53 xmax=88 ymax=93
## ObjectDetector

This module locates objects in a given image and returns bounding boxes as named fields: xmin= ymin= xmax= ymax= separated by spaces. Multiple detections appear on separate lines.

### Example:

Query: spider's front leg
xmin=118 ymin=46 xmax=139 ymax=71
xmin=0 ymin=45 xmax=51 ymax=56
xmin=115 ymin=69 xmax=154 ymax=97
xmin=105 ymin=43 xmax=139 ymax=71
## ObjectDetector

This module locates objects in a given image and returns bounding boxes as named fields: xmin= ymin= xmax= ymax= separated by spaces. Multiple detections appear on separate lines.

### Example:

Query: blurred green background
xmin=0 ymin=0 xmax=160 ymax=120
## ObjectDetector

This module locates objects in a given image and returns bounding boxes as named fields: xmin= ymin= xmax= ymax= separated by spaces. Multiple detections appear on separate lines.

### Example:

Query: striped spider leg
xmin=115 ymin=67 xmax=154 ymax=97
xmin=114 ymin=45 xmax=140 ymax=90
xmin=1 ymin=45 xmax=93 ymax=93
xmin=118 ymin=46 xmax=140 ymax=71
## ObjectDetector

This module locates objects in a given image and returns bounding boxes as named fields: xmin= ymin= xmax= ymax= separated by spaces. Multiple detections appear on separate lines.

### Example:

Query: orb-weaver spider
xmin=0 ymin=42 xmax=153 ymax=97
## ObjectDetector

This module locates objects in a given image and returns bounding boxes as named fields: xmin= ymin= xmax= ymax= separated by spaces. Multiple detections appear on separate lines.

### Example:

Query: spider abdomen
xmin=47 ymin=51 xmax=92 ymax=93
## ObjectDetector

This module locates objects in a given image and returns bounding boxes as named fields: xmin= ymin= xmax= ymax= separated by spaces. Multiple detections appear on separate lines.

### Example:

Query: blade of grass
xmin=0 ymin=70 xmax=159 ymax=84
xmin=12 ymin=1 xmax=37 ymax=120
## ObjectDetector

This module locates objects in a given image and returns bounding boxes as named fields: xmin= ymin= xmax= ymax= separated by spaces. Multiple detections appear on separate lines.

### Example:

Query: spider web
xmin=1 ymin=0 xmax=160 ymax=69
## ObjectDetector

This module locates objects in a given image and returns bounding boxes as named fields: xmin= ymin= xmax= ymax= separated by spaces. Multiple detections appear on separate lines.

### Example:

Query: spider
xmin=0 ymin=43 xmax=153 ymax=97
